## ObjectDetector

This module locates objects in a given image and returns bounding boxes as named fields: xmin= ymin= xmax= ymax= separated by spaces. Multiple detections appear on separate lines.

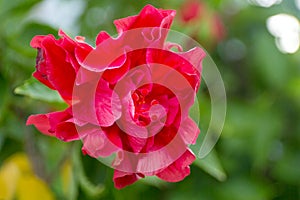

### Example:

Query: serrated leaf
xmin=193 ymin=149 xmax=227 ymax=181
xmin=14 ymin=77 xmax=64 ymax=103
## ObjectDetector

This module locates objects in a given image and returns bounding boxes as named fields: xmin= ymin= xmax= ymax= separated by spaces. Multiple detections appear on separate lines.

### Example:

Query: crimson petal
xmin=156 ymin=149 xmax=195 ymax=182
xmin=114 ymin=4 xmax=176 ymax=33
xmin=113 ymin=170 xmax=144 ymax=189
xmin=27 ymin=108 xmax=78 ymax=142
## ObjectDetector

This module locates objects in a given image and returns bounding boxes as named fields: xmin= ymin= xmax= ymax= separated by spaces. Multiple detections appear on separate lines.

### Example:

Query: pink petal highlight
xmin=156 ymin=149 xmax=195 ymax=182
xmin=95 ymin=79 xmax=122 ymax=127
xmin=179 ymin=117 xmax=200 ymax=145
xmin=81 ymin=128 xmax=119 ymax=158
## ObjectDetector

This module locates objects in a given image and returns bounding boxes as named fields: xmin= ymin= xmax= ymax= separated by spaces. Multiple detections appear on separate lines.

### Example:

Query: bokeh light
xmin=267 ymin=14 xmax=300 ymax=54
xmin=296 ymin=0 xmax=300 ymax=10
xmin=248 ymin=0 xmax=282 ymax=7
xmin=28 ymin=0 xmax=85 ymax=33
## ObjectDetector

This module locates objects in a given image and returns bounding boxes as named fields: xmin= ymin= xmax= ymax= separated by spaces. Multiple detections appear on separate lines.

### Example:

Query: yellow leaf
xmin=61 ymin=159 xmax=74 ymax=197
xmin=0 ymin=154 xmax=27 ymax=200
xmin=0 ymin=153 xmax=55 ymax=200
xmin=16 ymin=175 xmax=54 ymax=200
xmin=5 ymin=153 xmax=32 ymax=174
xmin=0 ymin=176 xmax=10 ymax=200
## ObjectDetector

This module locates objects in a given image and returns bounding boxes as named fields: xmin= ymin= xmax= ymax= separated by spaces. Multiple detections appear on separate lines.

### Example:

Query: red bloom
xmin=179 ymin=0 xmax=226 ymax=49
xmin=180 ymin=0 xmax=204 ymax=22
xmin=27 ymin=4 xmax=205 ymax=189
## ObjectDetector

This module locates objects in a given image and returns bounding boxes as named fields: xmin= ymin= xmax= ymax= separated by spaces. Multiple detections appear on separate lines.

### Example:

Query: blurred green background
xmin=1 ymin=0 xmax=300 ymax=199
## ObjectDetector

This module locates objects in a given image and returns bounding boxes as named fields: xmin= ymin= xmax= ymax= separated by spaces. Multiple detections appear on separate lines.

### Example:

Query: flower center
xmin=131 ymin=88 xmax=154 ymax=126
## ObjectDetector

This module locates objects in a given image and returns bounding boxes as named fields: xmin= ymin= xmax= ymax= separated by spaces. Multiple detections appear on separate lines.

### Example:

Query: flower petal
xmin=113 ymin=170 xmax=143 ymax=189
xmin=30 ymin=35 xmax=56 ymax=90
xmin=156 ymin=149 xmax=195 ymax=182
xmin=95 ymin=79 xmax=122 ymax=127
xmin=31 ymin=31 xmax=94 ymax=104
xmin=41 ymin=36 xmax=76 ymax=102
xmin=81 ymin=128 xmax=119 ymax=158
xmin=179 ymin=117 xmax=200 ymax=145
xmin=26 ymin=108 xmax=79 ymax=142
xmin=95 ymin=31 xmax=111 ymax=46
xmin=26 ymin=114 xmax=53 ymax=136
xmin=114 ymin=4 xmax=176 ymax=33
xmin=55 ymin=121 xmax=79 ymax=142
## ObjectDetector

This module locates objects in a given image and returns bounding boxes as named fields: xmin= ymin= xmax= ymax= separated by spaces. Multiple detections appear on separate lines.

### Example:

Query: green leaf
xmin=140 ymin=176 xmax=169 ymax=188
xmin=0 ymin=0 xmax=40 ymax=17
xmin=72 ymin=143 xmax=105 ymax=198
xmin=61 ymin=159 xmax=78 ymax=200
xmin=0 ymin=135 xmax=4 ymax=153
xmin=14 ymin=77 xmax=64 ymax=104
xmin=0 ymin=75 xmax=9 ymax=123
xmin=193 ymin=149 xmax=227 ymax=181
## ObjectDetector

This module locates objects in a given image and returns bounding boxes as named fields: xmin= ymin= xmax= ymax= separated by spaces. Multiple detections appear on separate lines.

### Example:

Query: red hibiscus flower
xmin=27 ymin=4 xmax=205 ymax=189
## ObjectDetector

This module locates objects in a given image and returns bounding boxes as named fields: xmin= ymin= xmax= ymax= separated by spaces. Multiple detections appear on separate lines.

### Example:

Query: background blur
xmin=1 ymin=0 xmax=300 ymax=199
